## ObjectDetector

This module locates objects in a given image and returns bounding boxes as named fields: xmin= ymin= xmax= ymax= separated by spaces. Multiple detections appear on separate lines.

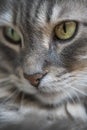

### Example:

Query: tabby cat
xmin=0 ymin=0 xmax=87 ymax=129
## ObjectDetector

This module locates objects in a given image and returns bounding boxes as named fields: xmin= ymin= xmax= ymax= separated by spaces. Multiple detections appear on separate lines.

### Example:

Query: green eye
xmin=4 ymin=27 xmax=21 ymax=44
xmin=55 ymin=21 xmax=77 ymax=41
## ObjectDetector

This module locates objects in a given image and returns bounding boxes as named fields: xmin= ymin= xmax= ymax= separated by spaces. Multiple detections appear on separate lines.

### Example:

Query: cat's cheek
xmin=20 ymin=84 xmax=37 ymax=94
xmin=12 ymin=77 xmax=38 ymax=95
xmin=39 ymin=74 xmax=57 ymax=88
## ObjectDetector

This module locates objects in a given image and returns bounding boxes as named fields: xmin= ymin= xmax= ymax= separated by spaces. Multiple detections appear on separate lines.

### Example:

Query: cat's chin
xmin=17 ymin=75 xmax=84 ymax=106
xmin=36 ymin=86 xmax=79 ymax=106
xmin=20 ymin=83 xmax=68 ymax=106
xmin=35 ymin=87 xmax=71 ymax=106
xmin=18 ymin=81 xmax=70 ymax=106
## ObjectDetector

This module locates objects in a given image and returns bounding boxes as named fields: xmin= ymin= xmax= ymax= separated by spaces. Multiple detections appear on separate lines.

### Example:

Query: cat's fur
xmin=0 ymin=0 xmax=87 ymax=129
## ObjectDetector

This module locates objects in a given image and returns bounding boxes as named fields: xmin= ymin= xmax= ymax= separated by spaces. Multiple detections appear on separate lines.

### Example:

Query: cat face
xmin=0 ymin=0 xmax=87 ymax=106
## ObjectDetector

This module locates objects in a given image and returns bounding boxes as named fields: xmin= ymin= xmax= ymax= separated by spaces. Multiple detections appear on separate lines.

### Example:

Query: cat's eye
xmin=3 ymin=27 xmax=21 ymax=44
xmin=55 ymin=21 xmax=77 ymax=41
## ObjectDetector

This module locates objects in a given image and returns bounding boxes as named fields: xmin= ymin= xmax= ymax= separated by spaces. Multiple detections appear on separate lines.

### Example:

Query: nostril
xmin=23 ymin=72 xmax=47 ymax=88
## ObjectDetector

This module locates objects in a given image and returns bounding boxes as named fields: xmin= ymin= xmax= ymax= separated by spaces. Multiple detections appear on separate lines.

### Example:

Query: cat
xmin=0 ymin=0 xmax=87 ymax=129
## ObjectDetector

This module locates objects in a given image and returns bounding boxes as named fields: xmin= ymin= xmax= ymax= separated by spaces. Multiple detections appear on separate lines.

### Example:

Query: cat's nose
xmin=23 ymin=72 xmax=47 ymax=87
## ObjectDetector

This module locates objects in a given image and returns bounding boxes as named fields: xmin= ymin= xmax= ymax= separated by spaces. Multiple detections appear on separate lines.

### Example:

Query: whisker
xmin=11 ymin=90 xmax=21 ymax=109
xmin=70 ymin=86 xmax=87 ymax=96
xmin=58 ymin=84 xmax=81 ymax=103
xmin=61 ymin=88 xmax=76 ymax=104
xmin=55 ymin=85 xmax=75 ymax=104
xmin=0 ymin=89 xmax=18 ymax=105
xmin=63 ymin=85 xmax=84 ymax=101
xmin=71 ymin=91 xmax=81 ymax=102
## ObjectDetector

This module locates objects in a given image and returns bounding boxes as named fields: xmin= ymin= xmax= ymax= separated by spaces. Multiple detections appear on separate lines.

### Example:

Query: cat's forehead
xmin=17 ymin=0 xmax=86 ymax=29
xmin=0 ymin=0 xmax=87 ymax=27
xmin=18 ymin=0 xmax=87 ymax=26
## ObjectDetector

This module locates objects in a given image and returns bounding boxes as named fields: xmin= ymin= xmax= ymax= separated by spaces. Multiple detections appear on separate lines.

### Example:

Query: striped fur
xmin=0 ymin=0 xmax=87 ymax=129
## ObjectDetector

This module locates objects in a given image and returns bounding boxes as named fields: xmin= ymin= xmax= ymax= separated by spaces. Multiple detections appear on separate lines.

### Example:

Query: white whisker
xmin=62 ymin=85 xmax=82 ymax=102
xmin=0 ymin=89 xmax=18 ymax=105
xmin=70 ymin=86 xmax=87 ymax=96
xmin=58 ymin=86 xmax=75 ymax=104
xmin=63 ymin=88 xmax=76 ymax=104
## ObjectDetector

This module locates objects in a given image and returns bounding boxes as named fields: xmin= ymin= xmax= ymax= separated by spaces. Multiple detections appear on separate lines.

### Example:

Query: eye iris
xmin=4 ymin=27 xmax=21 ymax=43
xmin=55 ymin=21 xmax=77 ymax=40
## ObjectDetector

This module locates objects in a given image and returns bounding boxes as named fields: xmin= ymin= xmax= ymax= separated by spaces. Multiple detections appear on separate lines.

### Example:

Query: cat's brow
xmin=0 ymin=11 xmax=13 ymax=25
xmin=51 ymin=4 xmax=61 ymax=23
xmin=35 ymin=0 xmax=48 ymax=26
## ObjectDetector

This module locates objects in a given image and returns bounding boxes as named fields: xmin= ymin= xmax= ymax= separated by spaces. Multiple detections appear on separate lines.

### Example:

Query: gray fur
xmin=0 ymin=0 xmax=87 ymax=129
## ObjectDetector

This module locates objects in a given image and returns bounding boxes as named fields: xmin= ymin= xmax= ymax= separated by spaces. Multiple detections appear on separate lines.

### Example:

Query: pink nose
xmin=24 ymin=72 xmax=47 ymax=87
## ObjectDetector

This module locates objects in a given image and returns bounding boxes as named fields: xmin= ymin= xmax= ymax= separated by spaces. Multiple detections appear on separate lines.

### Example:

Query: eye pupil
xmin=11 ymin=29 xmax=14 ymax=36
xmin=63 ymin=23 xmax=67 ymax=33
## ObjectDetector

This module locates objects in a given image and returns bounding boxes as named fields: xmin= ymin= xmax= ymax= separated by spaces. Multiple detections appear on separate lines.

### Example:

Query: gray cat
xmin=0 ymin=0 xmax=87 ymax=129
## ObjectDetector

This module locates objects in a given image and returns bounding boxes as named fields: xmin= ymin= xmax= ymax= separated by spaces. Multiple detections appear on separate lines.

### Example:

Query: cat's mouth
xmin=16 ymin=72 xmax=70 ymax=104
xmin=10 ymin=75 xmax=81 ymax=106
